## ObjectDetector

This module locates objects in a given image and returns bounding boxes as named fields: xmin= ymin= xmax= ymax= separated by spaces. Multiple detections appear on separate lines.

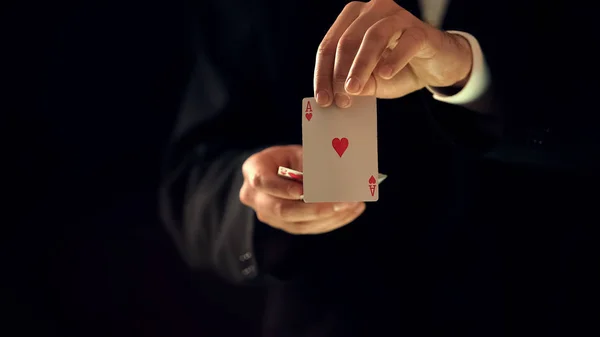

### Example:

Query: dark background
xmin=5 ymin=1 xmax=263 ymax=336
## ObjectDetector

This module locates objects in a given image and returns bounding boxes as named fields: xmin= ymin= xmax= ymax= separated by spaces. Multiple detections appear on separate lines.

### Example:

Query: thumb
xmin=244 ymin=146 xmax=304 ymax=200
xmin=264 ymin=145 xmax=303 ymax=171
xmin=252 ymin=171 xmax=303 ymax=200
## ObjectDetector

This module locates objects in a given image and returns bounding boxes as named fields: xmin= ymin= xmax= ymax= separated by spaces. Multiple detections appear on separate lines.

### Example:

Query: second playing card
xmin=302 ymin=96 xmax=379 ymax=202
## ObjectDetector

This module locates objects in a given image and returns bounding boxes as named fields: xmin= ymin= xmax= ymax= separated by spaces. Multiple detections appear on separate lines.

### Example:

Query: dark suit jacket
xmin=6 ymin=2 xmax=242 ymax=336
xmin=161 ymin=1 xmax=600 ymax=336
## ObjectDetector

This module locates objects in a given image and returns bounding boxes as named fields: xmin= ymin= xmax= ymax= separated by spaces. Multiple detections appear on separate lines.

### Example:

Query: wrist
xmin=448 ymin=33 xmax=473 ymax=88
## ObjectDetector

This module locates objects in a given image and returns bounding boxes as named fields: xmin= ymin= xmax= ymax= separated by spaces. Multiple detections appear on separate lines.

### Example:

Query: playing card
xmin=277 ymin=166 xmax=304 ymax=182
xmin=277 ymin=166 xmax=387 ymax=184
xmin=301 ymin=96 xmax=379 ymax=202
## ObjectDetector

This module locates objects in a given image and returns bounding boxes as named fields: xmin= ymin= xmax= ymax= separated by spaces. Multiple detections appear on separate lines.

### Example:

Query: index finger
xmin=247 ymin=169 xmax=303 ymax=200
xmin=314 ymin=1 xmax=362 ymax=107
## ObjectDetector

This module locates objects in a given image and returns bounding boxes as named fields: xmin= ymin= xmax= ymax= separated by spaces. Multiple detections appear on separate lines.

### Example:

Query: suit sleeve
xmin=157 ymin=45 xmax=262 ymax=284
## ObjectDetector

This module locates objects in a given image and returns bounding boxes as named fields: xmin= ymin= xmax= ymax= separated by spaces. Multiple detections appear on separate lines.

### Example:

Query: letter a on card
xmin=304 ymin=100 xmax=313 ymax=121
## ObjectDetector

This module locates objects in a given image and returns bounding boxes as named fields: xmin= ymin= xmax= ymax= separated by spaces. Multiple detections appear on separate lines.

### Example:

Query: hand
xmin=239 ymin=145 xmax=366 ymax=234
xmin=314 ymin=0 xmax=473 ymax=108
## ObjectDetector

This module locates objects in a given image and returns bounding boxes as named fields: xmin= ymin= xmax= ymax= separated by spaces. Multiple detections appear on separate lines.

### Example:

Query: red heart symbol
xmin=332 ymin=137 xmax=349 ymax=157
xmin=288 ymin=173 xmax=303 ymax=181
xmin=305 ymin=113 xmax=313 ymax=121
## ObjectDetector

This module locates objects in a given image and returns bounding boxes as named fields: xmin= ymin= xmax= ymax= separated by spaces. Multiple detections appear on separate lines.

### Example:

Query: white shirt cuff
xmin=427 ymin=31 xmax=491 ymax=109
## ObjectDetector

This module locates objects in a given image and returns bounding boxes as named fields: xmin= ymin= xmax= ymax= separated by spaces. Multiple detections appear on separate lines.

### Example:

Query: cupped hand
xmin=314 ymin=0 xmax=473 ymax=107
xmin=240 ymin=145 xmax=366 ymax=234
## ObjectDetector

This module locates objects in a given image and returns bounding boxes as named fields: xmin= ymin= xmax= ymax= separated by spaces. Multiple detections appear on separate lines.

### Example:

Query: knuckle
xmin=271 ymin=200 xmax=286 ymax=219
xmin=317 ymin=41 xmax=337 ymax=58
xmin=370 ymin=0 xmax=390 ymax=10
xmin=255 ymin=211 xmax=269 ymax=224
xmin=350 ymin=58 xmax=370 ymax=73
xmin=314 ymin=72 xmax=332 ymax=82
xmin=315 ymin=205 xmax=334 ymax=217
xmin=344 ymin=1 xmax=364 ymax=12
xmin=281 ymin=226 xmax=298 ymax=235
xmin=314 ymin=70 xmax=333 ymax=88
xmin=248 ymin=170 xmax=264 ymax=188
xmin=241 ymin=154 xmax=256 ymax=177
xmin=334 ymin=72 xmax=349 ymax=84
xmin=238 ymin=183 xmax=253 ymax=206
xmin=365 ymin=25 xmax=388 ymax=42
xmin=403 ymin=27 xmax=426 ymax=44
xmin=337 ymin=37 xmax=362 ymax=54
xmin=285 ymin=225 xmax=312 ymax=235
xmin=314 ymin=71 xmax=333 ymax=89
xmin=295 ymin=227 xmax=313 ymax=235
xmin=391 ymin=8 xmax=411 ymax=20
xmin=284 ymin=183 xmax=298 ymax=198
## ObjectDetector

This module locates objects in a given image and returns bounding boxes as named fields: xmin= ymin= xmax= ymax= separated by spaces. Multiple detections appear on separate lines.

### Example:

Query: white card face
xmin=302 ymin=96 xmax=379 ymax=202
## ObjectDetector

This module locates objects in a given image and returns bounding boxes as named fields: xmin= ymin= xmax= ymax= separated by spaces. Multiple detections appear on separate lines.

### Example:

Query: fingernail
xmin=316 ymin=90 xmax=330 ymax=105
xmin=333 ymin=202 xmax=356 ymax=212
xmin=345 ymin=77 xmax=361 ymax=94
xmin=379 ymin=65 xmax=393 ymax=79
xmin=334 ymin=93 xmax=350 ymax=108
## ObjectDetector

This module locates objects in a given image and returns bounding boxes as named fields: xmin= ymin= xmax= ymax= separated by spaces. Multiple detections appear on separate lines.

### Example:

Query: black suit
xmin=161 ymin=0 xmax=600 ymax=336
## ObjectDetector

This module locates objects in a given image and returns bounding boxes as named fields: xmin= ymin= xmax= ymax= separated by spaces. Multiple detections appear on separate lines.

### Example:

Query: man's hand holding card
xmin=313 ymin=0 xmax=473 ymax=108
xmin=239 ymin=145 xmax=366 ymax=235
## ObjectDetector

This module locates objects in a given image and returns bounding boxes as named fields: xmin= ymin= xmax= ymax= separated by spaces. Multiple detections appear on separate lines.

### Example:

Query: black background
xmin=5 ymin=1 xmax=263 ymax=336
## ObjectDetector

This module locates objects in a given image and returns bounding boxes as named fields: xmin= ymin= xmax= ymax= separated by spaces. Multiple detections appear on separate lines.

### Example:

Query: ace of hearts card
xmin=302 ymin=96 xmax=379 ymax=202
